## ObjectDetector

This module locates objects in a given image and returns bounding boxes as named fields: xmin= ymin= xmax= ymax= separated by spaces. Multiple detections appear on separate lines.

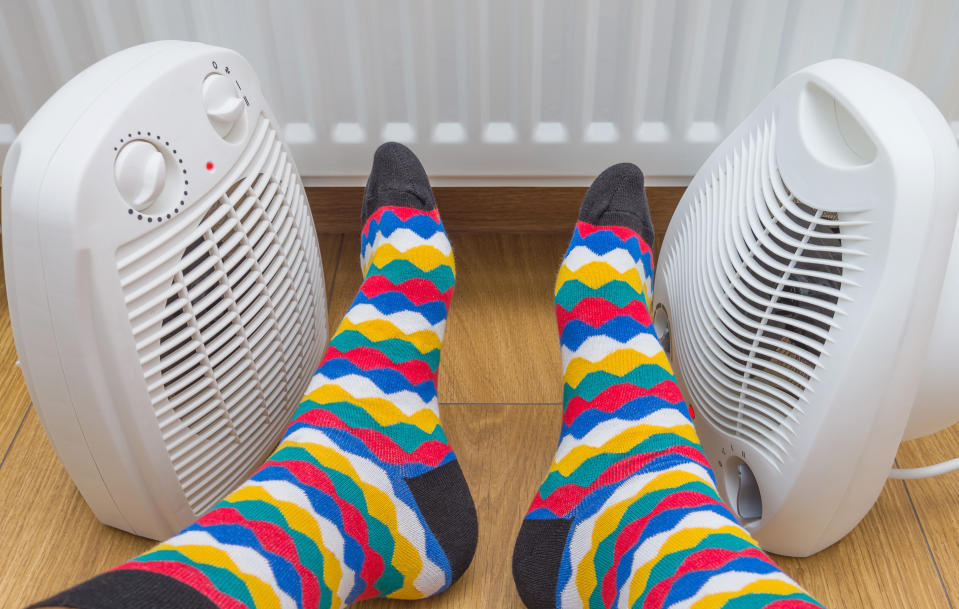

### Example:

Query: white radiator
xmin=1 ymin=0 xmax=958 ymax=185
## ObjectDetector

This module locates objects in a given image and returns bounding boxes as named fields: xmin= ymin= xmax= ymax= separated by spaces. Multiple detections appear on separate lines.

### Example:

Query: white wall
xmin=1 ymin=0 xmax=958 ymax=185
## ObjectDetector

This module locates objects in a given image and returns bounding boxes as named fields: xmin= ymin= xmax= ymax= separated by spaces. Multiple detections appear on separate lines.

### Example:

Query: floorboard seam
xmin=896 ymin=457 xmax=955 ymax=609
xmin=0 ymin=403 xmax=29 ymax=472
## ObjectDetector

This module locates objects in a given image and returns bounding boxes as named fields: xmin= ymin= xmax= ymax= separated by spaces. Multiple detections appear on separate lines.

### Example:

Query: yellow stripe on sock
xmin=152 ymin=543 xmax=286 ymax=609
xmin=556 ymin=262 xmax=648 ymax=294
xmin=571 ymin=469 xmax=731 ymax=600
xmin=365 ymin=243 xmax=454 ymax=275
xmin=689 ymin=578 xmax=811 ymax=609
xmin=564 ymin=351 xmax=673 ymax=387
xmin=227 ymin=485 xmax=345 ymax=602
xmin=301 ymin=385 xmax=441 ymax=431
xmin=550 ymin=425 xmax=699 ymax=476
xmin=627 ymin=526 xmax=761 ymax=605
xmin=336 ymin=319 xmax=442 ymax=354
xmin=284 ymin=440 xmax=428 ymax=596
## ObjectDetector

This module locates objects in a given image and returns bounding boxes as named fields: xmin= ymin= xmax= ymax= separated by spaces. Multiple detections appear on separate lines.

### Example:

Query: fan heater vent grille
xmin=116 ymin=115 xmax=324 ymax=514
xmin=660 ymin=118 xmax=867 ymax=465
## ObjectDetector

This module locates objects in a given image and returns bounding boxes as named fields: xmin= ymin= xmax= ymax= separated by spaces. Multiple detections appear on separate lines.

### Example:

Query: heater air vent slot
xmin=661 ymin=117 xmax=867 ymax=465
xmin=116 ymin=115 xmax=324 ymax=514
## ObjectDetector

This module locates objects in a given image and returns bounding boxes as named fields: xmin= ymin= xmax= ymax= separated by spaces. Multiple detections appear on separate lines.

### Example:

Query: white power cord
xmin=889 ymin=457 xmax=959 ymax=480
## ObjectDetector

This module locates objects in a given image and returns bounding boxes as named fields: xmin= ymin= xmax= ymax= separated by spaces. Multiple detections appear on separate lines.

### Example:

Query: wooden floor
xmin=3 ymin=221 xmax=959 ymax=607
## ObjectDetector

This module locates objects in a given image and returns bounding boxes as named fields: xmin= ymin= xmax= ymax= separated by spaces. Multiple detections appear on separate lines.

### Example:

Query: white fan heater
xmin=2 ymin=41 xmax=327 ymax=539
xmin=653 ymin=59 xmax=959 ymax=557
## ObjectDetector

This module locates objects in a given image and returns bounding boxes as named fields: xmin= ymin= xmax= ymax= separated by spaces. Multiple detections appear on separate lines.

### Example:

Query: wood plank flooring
xmin=0 ymin=258 xmax=31 ymax=466
xmin=1 ymin=214 xmax=958 ymax=608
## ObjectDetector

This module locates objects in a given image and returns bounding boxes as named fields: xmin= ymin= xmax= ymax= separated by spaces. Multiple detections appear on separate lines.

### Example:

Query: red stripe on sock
xmin=574 ymin=221 xmax=652 ymax=254
xmin=361 ymin=206 xmax=441 ymax=238
xmin=324 ymin=346 xmax=435 ymax=385
xmin=529 ymin=446 xmax=712 ymax=517
xmin=639 ymin=547 xmax=776 ymax=609
xmin=291 ymin=409 xmax=451 ymax=467
xmin=359 ymin=275 xmax=453 ymax=307
xmin=277 ymin=459 xmax=385 ymax=592
xmin=766 ymin=601 xmax=824 ymax=608
xmin=563 ymin=382 xmax=684 ymax=425
xmin=115 ymin=561 xmax=247 ymax=609
xmin=198 ymin=507 xmax=320 ymax=609
xmin=556 ymin=299 xmax=652 ymax=331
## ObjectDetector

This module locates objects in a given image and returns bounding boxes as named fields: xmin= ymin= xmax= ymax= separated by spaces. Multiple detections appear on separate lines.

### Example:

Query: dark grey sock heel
xmin=405 ymin=460 xmax=479 ymax=585
xmin=512 ymin=517 xmax=574 ymax=609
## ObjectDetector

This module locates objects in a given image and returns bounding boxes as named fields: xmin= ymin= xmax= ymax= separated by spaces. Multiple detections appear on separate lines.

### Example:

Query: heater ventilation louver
xmin=660 ymin=118 xmax=867 ymax=465
xmin=116 ymin=115 xmax=323 ymax=514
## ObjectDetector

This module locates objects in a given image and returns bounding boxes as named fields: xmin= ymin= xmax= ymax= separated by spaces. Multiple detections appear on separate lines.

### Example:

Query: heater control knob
xmin=202 ymin=73 xmax=244 ymax=138
xmin=115 ymin=140 xmax=166 ymax=211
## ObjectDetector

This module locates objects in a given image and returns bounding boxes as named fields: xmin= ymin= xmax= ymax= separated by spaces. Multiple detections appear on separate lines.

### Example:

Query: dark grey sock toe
xmin=578 ymin=162 xmax=654 ymax=247
xmin=361 ymin=142 xmax=436 ymax=226
xmin=512 ymin=517 xmax=573 ymax=609
xmin=405 ymin=460 xmax=478 ymax=585
xmin=27 ymin=570 xmax=217 ymax=609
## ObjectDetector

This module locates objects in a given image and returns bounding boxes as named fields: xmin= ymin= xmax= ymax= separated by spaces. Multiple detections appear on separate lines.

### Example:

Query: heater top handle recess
xmin=2 ymin=41 xmax=327 ymax=539
xmin=652 ymin=58 xmax=959 ymax=557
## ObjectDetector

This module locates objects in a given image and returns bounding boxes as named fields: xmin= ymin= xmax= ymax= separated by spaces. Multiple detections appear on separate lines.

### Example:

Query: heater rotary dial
xmin=202 ymin=73 xmax=245 ymax=138
xmin=114 ymin=140 xmax=166 ymax=211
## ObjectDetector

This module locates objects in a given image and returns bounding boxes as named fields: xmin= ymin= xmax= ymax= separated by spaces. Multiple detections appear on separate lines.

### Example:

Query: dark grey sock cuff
xmin=577 ymin=162 xmax=655 ymax=247
xmin=26 ymin=570 xmax=217 ymax=609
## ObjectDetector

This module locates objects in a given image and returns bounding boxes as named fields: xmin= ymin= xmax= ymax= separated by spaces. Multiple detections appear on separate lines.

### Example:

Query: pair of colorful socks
xmin=34 ymin=145 xmax=821 ymax=609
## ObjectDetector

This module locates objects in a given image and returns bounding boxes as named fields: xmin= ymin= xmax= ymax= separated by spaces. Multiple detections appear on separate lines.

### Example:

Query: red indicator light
xmin=206 ymin=161 xmax=214 ymax=171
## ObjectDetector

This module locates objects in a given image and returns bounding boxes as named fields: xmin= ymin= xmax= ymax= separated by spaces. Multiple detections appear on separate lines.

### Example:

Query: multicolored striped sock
xmin=34 ymin=143 xmax=477 ymax=609
xmin=511 ymin=164 xmax=822 ymax=609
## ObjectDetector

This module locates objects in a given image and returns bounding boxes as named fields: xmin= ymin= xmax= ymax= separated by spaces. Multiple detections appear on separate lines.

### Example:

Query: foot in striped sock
xmin=33 ymin=143 xmax=477 ymax=609
xmin=511 ymin=164 xmax=822 ymax=609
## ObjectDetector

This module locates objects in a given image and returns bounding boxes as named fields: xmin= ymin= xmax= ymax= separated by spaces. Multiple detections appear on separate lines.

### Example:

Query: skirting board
xmin=308 ymin=186 xmax=685 ymax=253
xmin=0 ymin=186 xmax=685 ymax=257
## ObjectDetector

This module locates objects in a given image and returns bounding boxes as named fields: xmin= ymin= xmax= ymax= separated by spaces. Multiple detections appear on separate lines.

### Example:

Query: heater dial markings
xmin=114 ymin=133 xmax=188 ymax=220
